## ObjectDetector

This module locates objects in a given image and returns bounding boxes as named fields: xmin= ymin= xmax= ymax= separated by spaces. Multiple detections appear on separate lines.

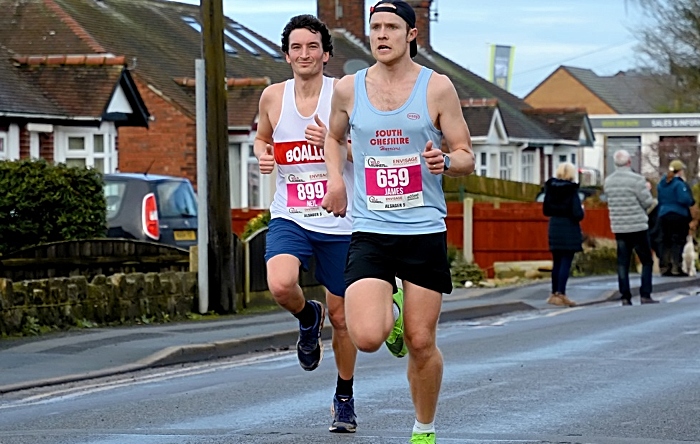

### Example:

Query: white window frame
xmin=54 ymin=124 xmax=117 ymax=173
xmin=229 ymin=136 xmax=271 ymax=209
xmin=476 ymin=151 xmax=489 ymax=177
xmin=0 ymin=132 xmax=7 ymax=160
xmin=521 ymin=152 xmax=535 ymax=183
xmin=499 ymin=152 xmax=513 ymax=180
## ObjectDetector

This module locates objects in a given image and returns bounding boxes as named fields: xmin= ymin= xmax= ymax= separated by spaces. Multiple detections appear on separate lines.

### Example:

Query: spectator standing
xmin=543 ymin=162 xmax=583 ymax=307
xmin=657 ymin=159 xmax=695 ymax=276
xmin=604 ymin=150 xmax=656 ymax=305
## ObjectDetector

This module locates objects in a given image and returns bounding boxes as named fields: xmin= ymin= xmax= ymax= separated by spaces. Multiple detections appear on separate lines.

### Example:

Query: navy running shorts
xmin=344 ymin=231 xmax=453 ymax=295
xmin=265 ymin=217 xmax=351 ymax=297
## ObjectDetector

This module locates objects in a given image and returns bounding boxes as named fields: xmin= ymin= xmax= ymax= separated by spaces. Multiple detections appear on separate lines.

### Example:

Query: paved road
xmin=0 ymin=288 xmax=699 ymax=443
xmin=0 ymin=275 xmax=698 ymax=396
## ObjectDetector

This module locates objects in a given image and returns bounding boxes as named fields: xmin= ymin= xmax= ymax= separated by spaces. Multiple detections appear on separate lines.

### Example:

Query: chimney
xmin=318 ymin=0 xmax=366 ymax=42
xmin=406 ymin=0 xmax=433 ymax=52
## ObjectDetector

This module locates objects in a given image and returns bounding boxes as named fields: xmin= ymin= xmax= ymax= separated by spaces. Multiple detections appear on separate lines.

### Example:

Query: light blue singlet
xmin=349 ymin=66 xmax=447 ymax=235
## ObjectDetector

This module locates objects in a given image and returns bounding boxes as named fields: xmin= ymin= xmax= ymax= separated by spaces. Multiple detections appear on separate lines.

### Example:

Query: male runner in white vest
xmin=321 ymin=2 xmax=475 ymax=442
xmin=253 ymin=15 xmax=358 ymax=433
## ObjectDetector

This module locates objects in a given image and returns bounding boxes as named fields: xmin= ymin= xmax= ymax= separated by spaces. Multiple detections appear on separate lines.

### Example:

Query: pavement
xmin=1 ymin=273 xmax=699 ymax=395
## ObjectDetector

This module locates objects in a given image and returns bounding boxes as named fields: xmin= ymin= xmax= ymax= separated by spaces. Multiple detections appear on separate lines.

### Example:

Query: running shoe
xmin=329 ymin=394 xmax=357 ymax=433
xmin=296 ymin=300 xmax=325 ymax=371
xmin=385 ymin=289 xmax=408 ymax=358
xmin=410 ymin=432 xmax=436 ymax=443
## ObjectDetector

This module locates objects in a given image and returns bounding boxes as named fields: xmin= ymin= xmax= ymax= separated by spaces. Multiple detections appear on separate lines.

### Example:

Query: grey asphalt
xmin=1 ymin=274 xmax=698 ymax=395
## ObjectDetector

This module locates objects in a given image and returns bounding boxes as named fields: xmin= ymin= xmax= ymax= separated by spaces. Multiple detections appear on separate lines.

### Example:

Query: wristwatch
xmin=442 ymin=154 xmax=451 ymax=172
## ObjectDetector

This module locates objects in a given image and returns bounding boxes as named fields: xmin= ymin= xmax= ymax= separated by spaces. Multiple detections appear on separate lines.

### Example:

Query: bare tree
xmin=626 ymin=0 xmax=700 ymax=112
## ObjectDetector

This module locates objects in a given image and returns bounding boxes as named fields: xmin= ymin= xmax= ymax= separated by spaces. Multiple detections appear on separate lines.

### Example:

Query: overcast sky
xmin=172 ymin=0 xmax=646 ymax=98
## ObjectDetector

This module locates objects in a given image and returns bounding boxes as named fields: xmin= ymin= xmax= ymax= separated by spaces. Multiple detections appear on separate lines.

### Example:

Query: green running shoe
xmin=410 ymin=432 xmax=436 ymax=443
xmin=385 ymin=289 xmax=408 ymax=358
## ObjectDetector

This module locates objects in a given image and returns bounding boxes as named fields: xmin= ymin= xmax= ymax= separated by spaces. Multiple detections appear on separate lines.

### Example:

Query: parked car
xmin=104 ymin=173 xmax=198 ymax=249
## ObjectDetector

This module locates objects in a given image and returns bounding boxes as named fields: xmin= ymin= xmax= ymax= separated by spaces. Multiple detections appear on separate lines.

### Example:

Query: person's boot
xmin=546 ymin=293 xmax=566 ymax=306
xmin=559 ymin=294 xmax=577 ymax=307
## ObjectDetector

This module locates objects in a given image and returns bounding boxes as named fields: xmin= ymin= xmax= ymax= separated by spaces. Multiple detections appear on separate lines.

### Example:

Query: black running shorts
xmin=344 ymin=231 xmax=453 ymax=295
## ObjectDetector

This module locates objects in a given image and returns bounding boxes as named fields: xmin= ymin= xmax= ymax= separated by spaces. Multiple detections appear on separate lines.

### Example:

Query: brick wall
xmin=19 ymin=126 xmax=30 ymax=159
xmin=524 ymin=69 xmax=617 ymax=114
xmin=117 ymin=77 xmax=197 ymax=184
xmin=318 ymin=0 xmax=366 ymax=40
xmin=407 ymin=0 xmax=432 ymax=51
xmin=39 ymin=132 xmax=54 ymax=162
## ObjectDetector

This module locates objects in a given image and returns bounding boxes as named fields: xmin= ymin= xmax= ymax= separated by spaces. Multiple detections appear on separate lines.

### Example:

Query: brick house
xmin=1 ymin=0 xmax=594 ymax=210
xmin=0 ymin=48 xmax=148 ymax=167
xmin=525 ymin=65 xmax=700 ymax=181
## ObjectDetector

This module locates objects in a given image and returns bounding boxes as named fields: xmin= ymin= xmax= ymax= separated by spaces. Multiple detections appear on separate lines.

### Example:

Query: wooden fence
xmin=0 ymin=239 xmax=190 ymax=281
xmin=231 ymin=201 xmax=615 ymax=278
xmin=446 ymin=200 xmax=614 ymax=276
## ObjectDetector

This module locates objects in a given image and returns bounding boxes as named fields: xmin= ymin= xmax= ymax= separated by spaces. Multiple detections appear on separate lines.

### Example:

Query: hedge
xmin=0 ymin=159 xmax=106 ymax=255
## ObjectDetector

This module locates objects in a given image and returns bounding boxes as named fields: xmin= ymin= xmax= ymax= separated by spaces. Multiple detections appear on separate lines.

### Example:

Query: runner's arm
xmin=432 ymin=75 xmax=475 ymax=177
xmin=321 ymin=76 xmax=353 ymax=217
xmin=253 ymin=86 xmax=276 ymax=160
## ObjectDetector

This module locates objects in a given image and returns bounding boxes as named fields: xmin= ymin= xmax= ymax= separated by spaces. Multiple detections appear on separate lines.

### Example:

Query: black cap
xmin=369 ymin=0 xmax=417 ymax=58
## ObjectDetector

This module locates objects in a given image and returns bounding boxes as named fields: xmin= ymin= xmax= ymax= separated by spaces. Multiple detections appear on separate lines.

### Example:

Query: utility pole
xmin=201 ymin=0 xmax=235 ymax=313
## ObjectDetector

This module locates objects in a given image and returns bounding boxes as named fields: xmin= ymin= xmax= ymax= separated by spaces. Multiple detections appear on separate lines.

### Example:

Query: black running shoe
xmin=296 ymin=300 xmax=325 ymax=371
xmin=329 ymin=395 xmax=357 ymax=433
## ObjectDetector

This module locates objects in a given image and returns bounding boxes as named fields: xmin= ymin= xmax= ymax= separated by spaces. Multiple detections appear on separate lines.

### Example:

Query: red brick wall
xmin=117 ymin=77 xmax=197 ymax=184
xmin=40 ymin=132 xmax=54 ymax=162
xmin=19 ymin=126 xmax=30 ymax=159
xmin=318 ymin=0 xmax=366 ymax=41
xmin=407 ymin=0 xmax=432 ymax=51
xmin=524 ymin=69 xmax=617 ymax=114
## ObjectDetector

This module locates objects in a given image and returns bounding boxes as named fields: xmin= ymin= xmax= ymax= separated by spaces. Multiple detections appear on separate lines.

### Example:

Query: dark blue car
xmin=104 ymin=173 xmax=198 ymax=250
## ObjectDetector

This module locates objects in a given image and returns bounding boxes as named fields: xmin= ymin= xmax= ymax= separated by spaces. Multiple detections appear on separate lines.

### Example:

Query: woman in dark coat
xmin=543 ymin=162 xmax=584 ymax=307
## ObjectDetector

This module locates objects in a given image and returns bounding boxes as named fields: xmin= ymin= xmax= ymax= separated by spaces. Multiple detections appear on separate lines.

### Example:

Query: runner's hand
xmin=258 ymin=144 xmax=275 ymax=174
xmin=305 ymin=114 xmax=327 ymax=148
xmin=321 ymin=181 xmax=348 ymax=218
xmin=422 ymin=140 xmax=444 ymax=175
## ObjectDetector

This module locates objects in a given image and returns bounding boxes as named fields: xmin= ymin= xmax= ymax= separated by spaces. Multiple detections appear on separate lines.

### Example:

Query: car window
xmin=104 ymin=182 xmax=127 ymax=220
xmin=156 ymin=180 xmax=198 ymax=217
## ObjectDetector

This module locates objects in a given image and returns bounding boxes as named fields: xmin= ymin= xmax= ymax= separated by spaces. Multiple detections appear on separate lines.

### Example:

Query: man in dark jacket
xmin=604 ymin=150 xmax=656 ymax=305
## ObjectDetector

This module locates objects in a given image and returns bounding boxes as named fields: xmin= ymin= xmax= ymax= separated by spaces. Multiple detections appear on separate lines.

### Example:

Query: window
xmin=558 ymin=154 xmax=567 ymax=164
xmin=0 ymin=132 xmax=7 ymax=160
xmin=521 ymin=152 xmax=535 ymax=183
xmin=247 ymin=144 xmax=262 ymax=207
xmin=571 ymin=153 xmax=577 ymax=165
xmin=156 ymin=180 xmax=198 ymax=218
xmin=606 ymin=136 xmax=641 ymax=175
xmin=499 ymin=152 xmax=513 ymax=180
xmin=58 ymin=129 xmax=115 ymax=173
xmin=104 ymin=182 xmax=126 ymax=220
xmin=477 ymin=152 xmax=488 ymax=177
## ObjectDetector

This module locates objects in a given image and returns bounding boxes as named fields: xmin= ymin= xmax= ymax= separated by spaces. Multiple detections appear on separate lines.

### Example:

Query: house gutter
xmin=0 ymin=112 xmax=99 ymax=121
xmin=509 ymin=137 xmax=581 ymax=146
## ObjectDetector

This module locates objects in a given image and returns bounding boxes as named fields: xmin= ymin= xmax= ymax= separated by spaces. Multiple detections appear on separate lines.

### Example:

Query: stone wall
xmin=0 ymin=272 xmax=197 ymax=336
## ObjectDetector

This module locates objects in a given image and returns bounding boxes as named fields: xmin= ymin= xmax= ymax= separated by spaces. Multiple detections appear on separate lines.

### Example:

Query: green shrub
xmin=572 ymin=247 xmax=618 ymax=276
xmin=0 ymin=159 xmax=106 ymax=255
xmin=242 ymin=210 xmax=271 ymax=240
xmin=450 ymin=253 xmax=486 ymax=287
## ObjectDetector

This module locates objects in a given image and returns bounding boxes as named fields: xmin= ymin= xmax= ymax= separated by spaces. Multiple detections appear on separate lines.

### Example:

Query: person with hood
xmin=543 ymin=162 xmax=584 ymax=307
xmin=657 ymin=159 xmax=695 ymax=276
